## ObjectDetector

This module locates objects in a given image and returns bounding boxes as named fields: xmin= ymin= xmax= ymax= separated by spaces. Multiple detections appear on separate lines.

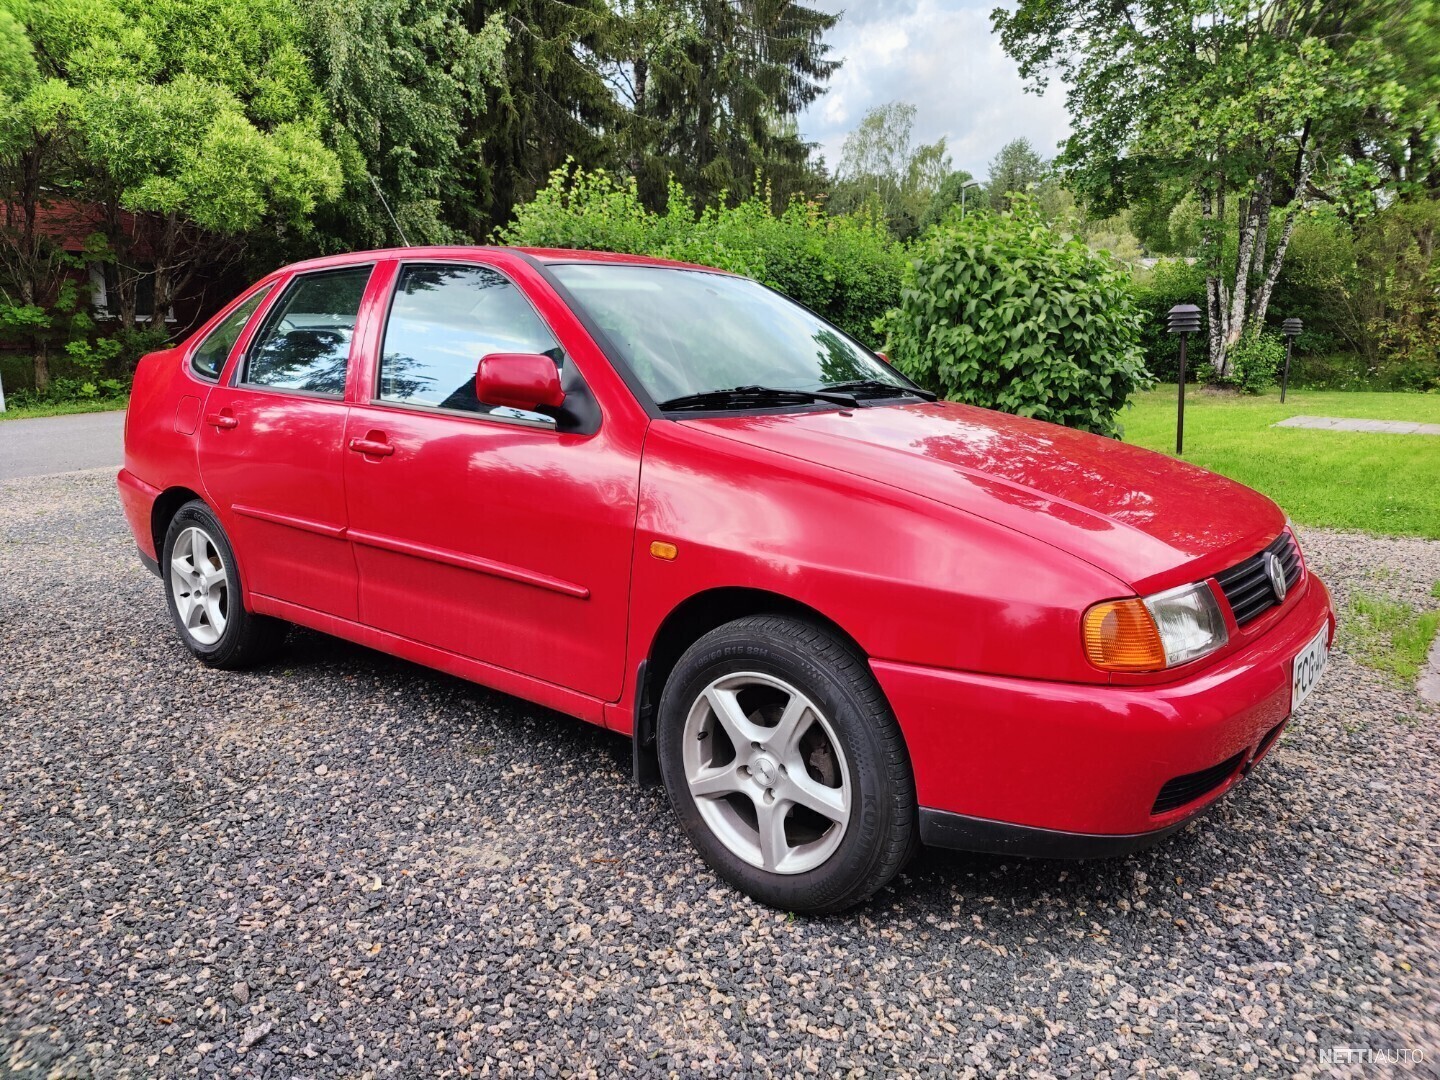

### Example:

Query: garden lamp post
xmin=1167 ymin=303 xmax=1201 ymax=455
xmin=1280 ymin=317 xmax=1302 ymax=403
xmin=960 ymin=180 xmax=981 ymax=218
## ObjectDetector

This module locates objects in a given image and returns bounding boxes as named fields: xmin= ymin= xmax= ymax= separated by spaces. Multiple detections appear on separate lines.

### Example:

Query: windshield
xmin=548 ymin=263 xmax=912 ymax=407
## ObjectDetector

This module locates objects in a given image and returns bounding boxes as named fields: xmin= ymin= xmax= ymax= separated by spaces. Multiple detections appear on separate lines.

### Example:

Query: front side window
xmin=378 ymin=264 xmax=563 ymax=418
xmin=241 ymin=266 xmax=372 ymax=396
xmin=549 ymin=263 xmax=911 ymax=408
xmin=191 ymin=286 xmax=272 ymax=380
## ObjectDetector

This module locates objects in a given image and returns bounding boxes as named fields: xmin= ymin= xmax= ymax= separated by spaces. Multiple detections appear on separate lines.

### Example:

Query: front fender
xmin=615 ymin=420 xmax=1128 ymax=731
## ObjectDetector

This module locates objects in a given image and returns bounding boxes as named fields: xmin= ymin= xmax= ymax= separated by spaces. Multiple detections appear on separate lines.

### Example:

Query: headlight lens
xmin=1144 ymin=582 xmax=1229 ymax=665
xmin=1084 ymin=582 xmax=1228 ymax=672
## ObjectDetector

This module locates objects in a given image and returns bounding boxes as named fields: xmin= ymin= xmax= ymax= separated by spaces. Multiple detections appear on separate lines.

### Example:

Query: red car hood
xmin=684 ymin=400 xmax=1284 ymax=592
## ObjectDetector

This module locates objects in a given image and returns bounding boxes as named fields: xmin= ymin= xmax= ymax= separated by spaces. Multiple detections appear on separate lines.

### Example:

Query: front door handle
xmin=348 ymin=436 xmax=394 ymax=457
xmin=205 ymin=411 xmax=238 ymax=430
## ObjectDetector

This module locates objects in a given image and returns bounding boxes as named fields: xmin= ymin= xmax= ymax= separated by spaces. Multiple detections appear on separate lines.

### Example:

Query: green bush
xmin=1131 ymin=258 xmax=1209 ymax=381
xmin=4 ymin=374 xmax=129 ymax=409
xmin=1357 ymin=201 xmax=1440 ymax=391
xmin=499 ymin=163 xmax=906 ymax=346
xmin=1 ymin=325 xmax=163 ymax=409
xmin=880 ymin=197 xmax=1150 ymax=437
xmin=1213 ymin=333 xmax=1285 ymax=394
xmin=1289 ymin=351 xmax=1373 ymax=391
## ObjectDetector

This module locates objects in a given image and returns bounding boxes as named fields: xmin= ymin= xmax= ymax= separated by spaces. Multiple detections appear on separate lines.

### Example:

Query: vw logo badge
xmin=1263 ymin=551 xmax=1288 ymax=602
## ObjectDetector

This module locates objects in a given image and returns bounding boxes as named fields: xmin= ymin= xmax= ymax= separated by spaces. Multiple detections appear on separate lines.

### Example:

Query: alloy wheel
xmin=681 ymin=671 xmax=851 ymax=874
xmin=169 ymin=525 xmax=228 ymax=646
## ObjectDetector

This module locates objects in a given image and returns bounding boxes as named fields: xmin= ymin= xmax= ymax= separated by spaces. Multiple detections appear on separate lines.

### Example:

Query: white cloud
xmin=801 ymin=0 xmax=1071 ymax=181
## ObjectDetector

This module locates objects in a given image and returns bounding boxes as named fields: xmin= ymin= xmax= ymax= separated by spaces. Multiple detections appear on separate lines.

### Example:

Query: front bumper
xmin=874 ymin=573 xmax=1333 ymax=855
xmin=916 ymin=806 xmax=1199 ymax=860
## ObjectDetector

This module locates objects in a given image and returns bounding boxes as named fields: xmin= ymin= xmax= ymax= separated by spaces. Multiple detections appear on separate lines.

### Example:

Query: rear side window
xmin=241 ymin=266 xmax=373 ymax=397
xmin=190 ymin=286 xmax=271 ymax=380
xmin=378 ymin=264 xmax=563 ymax=417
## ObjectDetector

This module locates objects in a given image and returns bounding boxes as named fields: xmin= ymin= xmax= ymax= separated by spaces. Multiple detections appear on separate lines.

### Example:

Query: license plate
xmin=1291 ymin=624 xmax=1329 ymax=714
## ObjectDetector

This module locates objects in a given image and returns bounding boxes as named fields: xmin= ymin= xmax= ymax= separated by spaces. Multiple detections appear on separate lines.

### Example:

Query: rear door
xmin=341 ymin=258 xmax=642 ymax=701
xmin=198 ymin=264 xmax=375 ymax=619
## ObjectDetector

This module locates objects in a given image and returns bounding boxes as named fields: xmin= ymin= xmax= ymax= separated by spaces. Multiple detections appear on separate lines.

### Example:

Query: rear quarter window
xmin=190 ymin=286 xmax=273 ymax=381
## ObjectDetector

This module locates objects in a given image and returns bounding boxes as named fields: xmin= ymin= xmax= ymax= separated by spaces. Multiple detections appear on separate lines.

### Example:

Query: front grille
xmin=1214 ymin=532 xmax=1302 ymax=626
xmin=1152 ymin=750 xmax=1247 ymax=815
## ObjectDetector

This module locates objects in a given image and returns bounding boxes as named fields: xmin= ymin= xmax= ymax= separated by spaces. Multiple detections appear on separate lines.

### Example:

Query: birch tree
xmin=994 ymin=0 xmax=1434 ymax=374
xmin=831 ymin=102 xmax=951 ymax=238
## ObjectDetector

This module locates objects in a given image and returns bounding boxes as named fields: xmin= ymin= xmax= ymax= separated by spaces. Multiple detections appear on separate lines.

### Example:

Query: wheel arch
xmin=151 ymin=485 xmax=206 ymax=560
xmin=631 ymin=586 xmax=870 ymax=785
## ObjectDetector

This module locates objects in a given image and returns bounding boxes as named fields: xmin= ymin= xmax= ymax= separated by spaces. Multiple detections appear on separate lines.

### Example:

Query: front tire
xmin=657 ymin=615 xmax=916 ymax=914
xmin=162 ymin=500 xmax=287 ymax=669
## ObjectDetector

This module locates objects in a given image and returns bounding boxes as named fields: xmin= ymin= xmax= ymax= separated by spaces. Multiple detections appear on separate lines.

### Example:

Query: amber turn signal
xmin=1083 ymin=599 xmax=1167 ymax=672
xmin=650 ymin=540 xmax=678 ymax=561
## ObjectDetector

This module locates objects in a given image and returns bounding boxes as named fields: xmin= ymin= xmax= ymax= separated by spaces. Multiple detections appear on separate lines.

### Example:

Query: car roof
xmin=274 ymin=245 xmax=735 ymax=277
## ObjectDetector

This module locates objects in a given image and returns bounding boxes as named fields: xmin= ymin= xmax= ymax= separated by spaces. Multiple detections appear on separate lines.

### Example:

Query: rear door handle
xmin=348 ymin=437 xmax=394 ymax=457
xmin=205 ymin=412 xmax=238 ymax=430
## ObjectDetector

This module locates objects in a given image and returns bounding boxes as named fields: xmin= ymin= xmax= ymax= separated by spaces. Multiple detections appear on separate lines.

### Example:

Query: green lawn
xmin=0 ymin=397 xmax=128 ymax=421
xmin=1123 ymin=387 xmax=1440 ymax=539
xmin=1344 ymin=591 xmax=1440 ymax=682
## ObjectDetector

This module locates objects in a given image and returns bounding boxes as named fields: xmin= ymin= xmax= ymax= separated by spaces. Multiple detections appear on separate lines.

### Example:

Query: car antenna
xmin=369 ymin=174 xmax=412 ymax=247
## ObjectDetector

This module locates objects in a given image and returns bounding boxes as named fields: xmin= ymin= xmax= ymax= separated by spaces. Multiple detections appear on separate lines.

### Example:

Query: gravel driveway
xmin=2 ymin=467 xmax=1437 ymax=1078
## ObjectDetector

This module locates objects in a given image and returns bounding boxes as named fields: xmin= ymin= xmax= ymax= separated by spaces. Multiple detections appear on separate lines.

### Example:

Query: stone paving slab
xmin=1274 ymin=414 xmax=1440 ymax=434
xmin=1423 ymin=632 xmax=1440 ymax=705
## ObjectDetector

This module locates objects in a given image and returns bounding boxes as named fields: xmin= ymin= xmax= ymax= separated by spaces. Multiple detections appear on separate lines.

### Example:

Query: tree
xmin=603 ymin=0 xmax=697 ymax=203
xmin=0 ymin=2 xmax=86 ymax=391
xmin=917 ymin=169 xmax=975 ymax=232
xmin=1336 ymin=1 xmax=1440 ymax=207
xmin=469 ymin=0 xmax=621 ymax=237
xmin=2 ymin=0 xmax=345 ymax=338
xmin=300 ymin=0 xmax=508 ymax=249
xmin=830 ymin=101 xmax=950 ymax=238
xmin=984 ymin=137 xmax=1047 ymax=212
xmin=87 ymin=0 xmax=342 ymax=331
xmin=606 ymin=0 xmax=838 ymax=212
xmin=994 ymin=0 xmax=1439 ymax=376
xmin=0 ymin=5 xmax=30 ymax=89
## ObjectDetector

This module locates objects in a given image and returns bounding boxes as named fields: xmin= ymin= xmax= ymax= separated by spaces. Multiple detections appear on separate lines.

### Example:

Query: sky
xmin=797 ymin=0 xmax=1072 ymax=182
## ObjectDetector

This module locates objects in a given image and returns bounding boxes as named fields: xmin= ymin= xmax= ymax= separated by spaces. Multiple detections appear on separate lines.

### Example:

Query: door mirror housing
xmin=476 ymin=353 xmax=565 ymax=412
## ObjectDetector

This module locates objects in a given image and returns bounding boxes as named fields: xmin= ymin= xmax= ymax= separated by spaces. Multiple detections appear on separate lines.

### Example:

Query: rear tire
xmin=657 ymin=615 xmax=916 ymax=914
xmin=161 ymin=500 xmax=287 ymax=669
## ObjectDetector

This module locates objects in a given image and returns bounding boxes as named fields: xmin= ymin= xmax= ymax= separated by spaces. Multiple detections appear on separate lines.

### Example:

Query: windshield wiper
xmin=657 ymin=385 xmax=859 ymax=411
xmin=824 ymin=379 xmax=937 ymax=401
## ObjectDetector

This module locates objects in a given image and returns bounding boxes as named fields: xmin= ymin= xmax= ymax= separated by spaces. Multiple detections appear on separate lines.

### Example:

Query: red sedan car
xmin=119 ymin=247 xmax=1333 ymax=913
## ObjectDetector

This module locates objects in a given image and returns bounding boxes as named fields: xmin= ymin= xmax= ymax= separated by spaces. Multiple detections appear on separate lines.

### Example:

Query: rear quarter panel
xmin=121 ymin=347 xmax=211 ymax=558
xmin=122 ymin=276 xmax=287 ymax=559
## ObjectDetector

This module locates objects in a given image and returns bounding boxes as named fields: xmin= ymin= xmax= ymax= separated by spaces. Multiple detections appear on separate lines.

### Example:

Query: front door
xmin=197 ymin=264 xmax=374 ymax=619
xmin=342 ymin=261 xmax=641 ymax=701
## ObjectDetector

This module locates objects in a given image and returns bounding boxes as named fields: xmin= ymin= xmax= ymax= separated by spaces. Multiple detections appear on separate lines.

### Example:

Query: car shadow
xmin=272 ymin=624 xmax=638 ymax=768
xmin=260 ymin=625 xmax=1291 ymax=940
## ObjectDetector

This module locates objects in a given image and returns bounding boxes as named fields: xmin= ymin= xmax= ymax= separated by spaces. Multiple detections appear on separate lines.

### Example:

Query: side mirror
xmin=875 ymin=351 xmax=892 ymax=365
xmin=476 ymin=353 xmax=565 ymax=412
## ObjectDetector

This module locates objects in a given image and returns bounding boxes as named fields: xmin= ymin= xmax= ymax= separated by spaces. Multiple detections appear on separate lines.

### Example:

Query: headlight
xmin=1083 ymin=582 xmax=1228 ymax=672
